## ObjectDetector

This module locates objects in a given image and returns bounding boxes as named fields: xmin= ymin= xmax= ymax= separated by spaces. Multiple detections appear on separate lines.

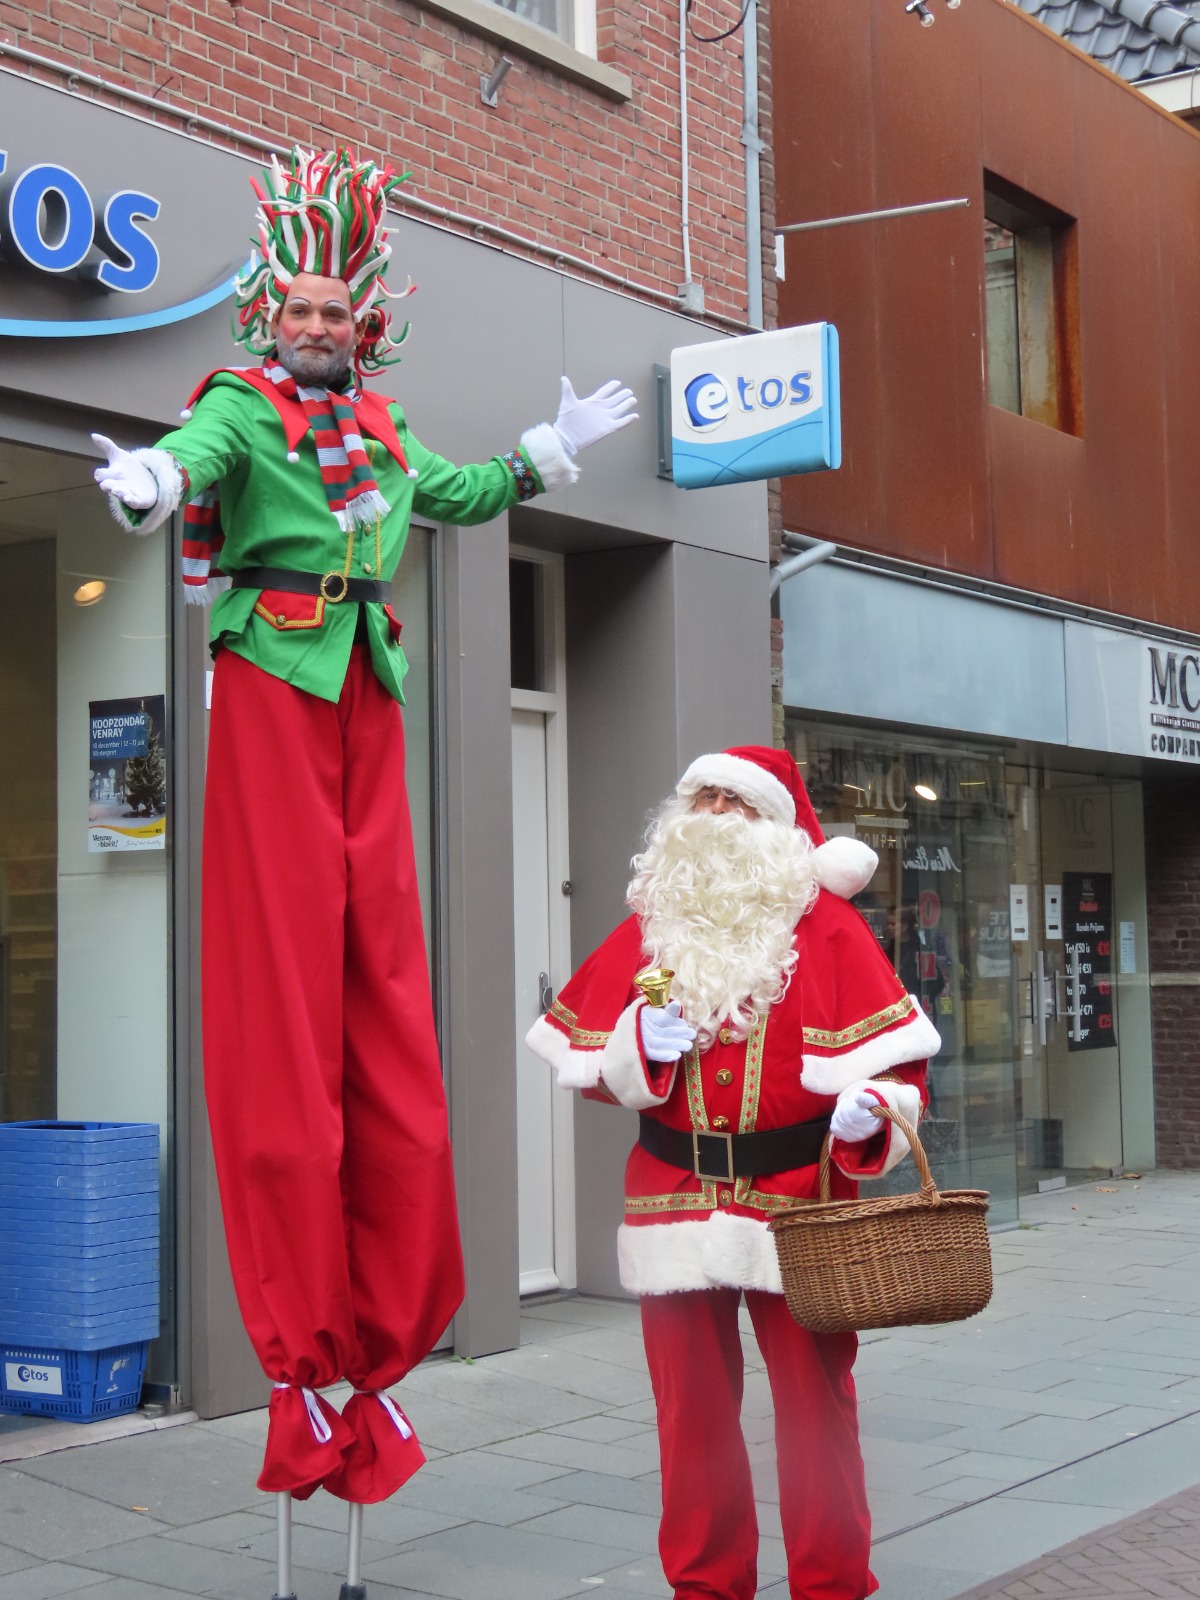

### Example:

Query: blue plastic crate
xmin=0 ymin=1340 xmax=148 ymax=1421
xmin=0 ymin=1312 xmax=159 ymax=1352
xmin=0 ymin=1122 xmax=159 ymax=1157
xmin=0 ymin=1254 xmax=158 ymax=1291
xmin=0 ymin=1215 xmax=160 ymax=1250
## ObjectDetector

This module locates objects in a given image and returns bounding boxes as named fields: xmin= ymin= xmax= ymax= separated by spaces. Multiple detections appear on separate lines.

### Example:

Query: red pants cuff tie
xmin=322 ymin=1390 xmax=426 ymax=1504
xmin=258 ymin=1384 xmax=354 ymax=1500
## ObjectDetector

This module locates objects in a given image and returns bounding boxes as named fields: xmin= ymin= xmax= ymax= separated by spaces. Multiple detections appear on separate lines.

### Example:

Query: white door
xmin=509 ymin=548 xmax=574 ymax=1296
xmin=512 ymin=710 xmax=559 ymax=1294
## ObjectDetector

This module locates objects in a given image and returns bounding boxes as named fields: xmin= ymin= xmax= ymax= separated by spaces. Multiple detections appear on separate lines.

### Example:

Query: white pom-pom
xmin=287 ymin=450 xmax=300 ymax=464
xmin=812 ymin=836 xmax=879 ymax=900
xmin=179 ymin=408 xmax=193 ymax=420
xmin=407 ymin=468 xmax=419 ymax=480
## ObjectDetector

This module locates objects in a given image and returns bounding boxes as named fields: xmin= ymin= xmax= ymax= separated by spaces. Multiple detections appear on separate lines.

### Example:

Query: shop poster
xmin=88 ymin=696 xmax=167 ymax=852
xmin=1063 ymin=870 xmax=1115 ymax=1051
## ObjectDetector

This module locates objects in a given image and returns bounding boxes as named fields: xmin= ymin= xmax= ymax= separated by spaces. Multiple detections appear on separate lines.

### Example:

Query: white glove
xmin=639 ymin=999 xmax=696 ymax=1063
xmin=92 ymin=433 xmax=159 ymax=510
xmin=829 ymin=1090 xmax=885 ymax=1143
xmin=552 ymin=377 xmax=638 ymax=456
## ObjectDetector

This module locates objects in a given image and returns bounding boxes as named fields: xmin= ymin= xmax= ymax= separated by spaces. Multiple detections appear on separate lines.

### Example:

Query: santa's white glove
xmin=552 ymin=377 xmax=638 ymax=456
xmin=639 ymin=999 xmax=696 ymax=1063
xmin=91 ymin=433 xmax=158 ymax=510
xmin=829 ymin=1090 xmax=885 ymax=1143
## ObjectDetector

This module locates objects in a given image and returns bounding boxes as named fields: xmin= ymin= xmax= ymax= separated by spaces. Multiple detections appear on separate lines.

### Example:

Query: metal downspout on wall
xmin=743 ymin=0 xmax=764 ymax=329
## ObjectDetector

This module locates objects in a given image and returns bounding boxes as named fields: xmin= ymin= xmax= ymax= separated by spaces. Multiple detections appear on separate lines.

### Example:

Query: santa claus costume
xmin=93 ymin=150 xmax=636 ymax=1517
xmin=525 ymin=747 xmax=940 ymax=1600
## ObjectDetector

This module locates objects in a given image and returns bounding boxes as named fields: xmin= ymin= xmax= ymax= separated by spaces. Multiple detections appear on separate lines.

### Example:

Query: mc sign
xmin=0 ymin=152 xmax=161 ymax=293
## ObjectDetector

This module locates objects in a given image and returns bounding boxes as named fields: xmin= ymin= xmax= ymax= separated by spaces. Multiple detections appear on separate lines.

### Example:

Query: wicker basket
xmin=767 ymin=1107 xmax=992 ymax=1334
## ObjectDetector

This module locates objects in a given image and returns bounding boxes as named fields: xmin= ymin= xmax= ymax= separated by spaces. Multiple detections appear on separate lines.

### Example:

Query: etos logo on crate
xmin=5 ymin=1360 xmax=63 ymax=1395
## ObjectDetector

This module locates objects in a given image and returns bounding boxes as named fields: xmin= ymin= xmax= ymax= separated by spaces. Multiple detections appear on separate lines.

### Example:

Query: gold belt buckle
xmin=693 ymin=1129 xmax=735 ymax=1184
xmin=319 ymin=570 xmax=350 ymax=603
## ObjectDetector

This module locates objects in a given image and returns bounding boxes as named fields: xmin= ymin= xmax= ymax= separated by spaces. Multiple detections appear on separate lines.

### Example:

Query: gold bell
xmin=634 ymin=967 xmax=675 ymax=1008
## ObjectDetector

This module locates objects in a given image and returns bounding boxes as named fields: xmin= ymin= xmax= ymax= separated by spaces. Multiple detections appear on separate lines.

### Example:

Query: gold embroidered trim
xmin=683 ymin=1041 xmax=708 ymax=1132
xmin=254 ymin=596 xmax=327 ymax=631
xmin=626 ymin=1185 xmax=717 ymax=1214
xmin=548 ymin=998 xmax=611 ymax=1050
xmin=802 ymin=994 xmax=915 ymax=1051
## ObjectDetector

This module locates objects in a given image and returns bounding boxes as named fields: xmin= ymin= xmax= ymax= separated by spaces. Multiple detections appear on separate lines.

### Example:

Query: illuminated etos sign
xmin=0 ymin=153 xmax=160 ymax=293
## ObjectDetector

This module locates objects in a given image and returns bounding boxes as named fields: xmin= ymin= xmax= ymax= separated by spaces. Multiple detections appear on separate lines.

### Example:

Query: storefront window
xmin=787 ymin=719 xmax=1018 ymax=1225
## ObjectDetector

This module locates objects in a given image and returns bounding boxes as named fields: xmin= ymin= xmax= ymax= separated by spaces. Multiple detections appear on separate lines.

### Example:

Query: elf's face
xmin=274 ymin=274 xmax=357 ymax=384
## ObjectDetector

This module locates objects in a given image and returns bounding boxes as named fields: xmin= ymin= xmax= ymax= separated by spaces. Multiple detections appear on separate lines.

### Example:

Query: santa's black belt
xmin=230 ymin=567 xmax=392 ymax=604
xmin=638 ymin=1114 xmax=832 ymax=1184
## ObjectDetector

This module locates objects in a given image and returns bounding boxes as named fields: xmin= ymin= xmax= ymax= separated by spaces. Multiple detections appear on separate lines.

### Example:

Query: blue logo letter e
xmin=684 ymin=373 xmax=729 ymax=430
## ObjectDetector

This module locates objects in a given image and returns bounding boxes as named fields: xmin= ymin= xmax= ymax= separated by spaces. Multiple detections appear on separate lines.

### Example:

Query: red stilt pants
xmin=202 ymin=647 xmax=465 ymax=1502
xmin=641 ymin=1288 xmax=876 ymax=1600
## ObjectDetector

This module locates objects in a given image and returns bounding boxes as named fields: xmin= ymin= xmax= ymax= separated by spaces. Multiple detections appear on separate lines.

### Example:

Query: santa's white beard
xmin=627 ymin=801 xmax=818 ymax=1051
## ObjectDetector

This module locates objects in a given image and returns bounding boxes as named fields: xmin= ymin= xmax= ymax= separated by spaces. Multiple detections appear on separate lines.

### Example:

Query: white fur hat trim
xmin=812 ymin=835 xmax=879 ymax=899
xmin=677 ymin=753 xmax=794 ymax=827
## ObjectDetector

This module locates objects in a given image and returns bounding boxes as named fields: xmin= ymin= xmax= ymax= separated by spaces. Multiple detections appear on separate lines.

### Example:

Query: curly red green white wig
xmin=233 ymin=148 xmax=415 ymax=375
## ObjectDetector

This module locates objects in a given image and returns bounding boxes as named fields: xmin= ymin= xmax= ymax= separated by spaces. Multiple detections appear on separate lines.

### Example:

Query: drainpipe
xmin=743 ymin=0 xmax=764 ymax=329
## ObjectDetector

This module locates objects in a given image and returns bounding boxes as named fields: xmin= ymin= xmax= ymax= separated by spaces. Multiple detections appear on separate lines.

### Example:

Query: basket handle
xmin=818 ymin=1104 xmax=940 ymax=1203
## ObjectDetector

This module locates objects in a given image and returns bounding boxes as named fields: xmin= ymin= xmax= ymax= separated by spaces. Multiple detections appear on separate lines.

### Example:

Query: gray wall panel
xmin=672 ymin=544 xmax=772 ymax=757
xmin=781 ymin=562 xmax=1069 ymax=745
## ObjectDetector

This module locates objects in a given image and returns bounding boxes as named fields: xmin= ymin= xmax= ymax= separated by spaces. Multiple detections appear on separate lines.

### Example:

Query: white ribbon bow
xmin=354 ymin=1388 xmax=414 ymax=1440
xmin=274 ymin=1382 xmax=333 ymax=1444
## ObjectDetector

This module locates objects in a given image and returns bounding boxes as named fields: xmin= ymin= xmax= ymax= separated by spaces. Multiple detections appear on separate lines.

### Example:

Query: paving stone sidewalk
xmin=949 ymin=1484 xmax=1200 ymax=1600
xmin=1 ymin=1169 xmax=1200 ymax=1599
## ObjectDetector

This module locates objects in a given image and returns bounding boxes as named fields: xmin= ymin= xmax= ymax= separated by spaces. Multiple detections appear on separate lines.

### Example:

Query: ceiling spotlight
xmin=480 ymin=55 xmax=513 ymax=107
xmin=914 ymin=782 xmax=938 ymax=802
xmin=73 ymin=579 xmax=107 ymax=607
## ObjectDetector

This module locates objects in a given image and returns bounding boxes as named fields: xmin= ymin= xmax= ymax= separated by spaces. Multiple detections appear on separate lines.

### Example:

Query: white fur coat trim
xmin=801 ymin=1003 xmax=941 ymax=1096
xmin=521 ymin=422 xmax=580 ymax=492
xmin=183 ymin=575 xmax=232 ymax=608
xmin=618 ymin=1212 xmax=784 ymax=1296
xmin=105 ymin=448 xmax=185 ymax=536
xmin=837 ymin=1077 xmax=924 ymax=1176
xmin=677 ymin=752 xmax=794 ymax=827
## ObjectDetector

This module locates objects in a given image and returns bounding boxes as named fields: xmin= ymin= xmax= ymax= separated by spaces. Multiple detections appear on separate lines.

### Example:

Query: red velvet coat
xmin=525 ymin=890 xmax=937 ymax=1295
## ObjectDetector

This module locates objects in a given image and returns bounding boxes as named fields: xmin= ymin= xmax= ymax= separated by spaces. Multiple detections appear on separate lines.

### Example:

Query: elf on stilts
xmin=92 ymin=148 xmax=636 ymax=1599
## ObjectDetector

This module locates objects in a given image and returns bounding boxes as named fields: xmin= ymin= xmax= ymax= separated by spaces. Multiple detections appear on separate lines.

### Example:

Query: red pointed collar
xmin=182 ymin=368 xmax=410 ymax=471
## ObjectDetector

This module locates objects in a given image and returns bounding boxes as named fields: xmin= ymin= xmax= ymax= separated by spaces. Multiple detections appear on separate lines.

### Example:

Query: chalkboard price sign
xmin=1062 ymin=871 xmax=1116 ymax=1052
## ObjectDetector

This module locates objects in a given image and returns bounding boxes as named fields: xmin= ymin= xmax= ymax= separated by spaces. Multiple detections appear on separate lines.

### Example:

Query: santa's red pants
xmin=203 ymin=646 xmax=464 ymax=1502
xmin=641 ymin=1288 xmax=875 ymax=1600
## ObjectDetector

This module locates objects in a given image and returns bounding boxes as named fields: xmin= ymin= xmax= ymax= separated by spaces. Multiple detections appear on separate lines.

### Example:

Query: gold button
xmin=718 ymin=1027 xmax=733 ymax=1046
xmin=276 ymin=613 xmax=287 ymax=625
xmin=712 ymin=1115 xmax=730 ymax=1131
xmin=718 ymin=1188 xmax=734 ymax=1207
xmin=364 ymin=562 xmax=373 ymax=573
xmin=715 ymin=1068 xmax=734 ymax=1087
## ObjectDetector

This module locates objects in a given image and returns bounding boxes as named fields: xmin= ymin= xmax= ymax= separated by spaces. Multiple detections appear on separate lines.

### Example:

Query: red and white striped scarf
xmin=181 ymin=362 xmax=393 ymax=598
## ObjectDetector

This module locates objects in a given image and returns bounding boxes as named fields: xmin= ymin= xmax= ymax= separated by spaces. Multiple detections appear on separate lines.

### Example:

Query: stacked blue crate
xmin=0 ymin=1121 xmax=160 ymax=1421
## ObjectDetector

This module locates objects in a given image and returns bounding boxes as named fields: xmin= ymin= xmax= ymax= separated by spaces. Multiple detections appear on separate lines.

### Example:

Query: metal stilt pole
xmin=338 ymin=1501 xmax=366 ymax=1600
xmin=273 ymin=1491 xmax=297 ymax=1600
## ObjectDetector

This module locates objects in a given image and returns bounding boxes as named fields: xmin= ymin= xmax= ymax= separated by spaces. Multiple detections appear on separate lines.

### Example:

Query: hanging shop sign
xmin=0 ymin=123 xmax=244 ymax=339
xmin=88 ymin=697 xmax=167 ymax=852
xmin=670 ymin=323 xmax=841 ymax=489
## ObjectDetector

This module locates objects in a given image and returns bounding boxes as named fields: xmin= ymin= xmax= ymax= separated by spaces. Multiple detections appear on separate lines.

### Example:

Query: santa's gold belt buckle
xmin=693 ymin=1129 xmax=735 ymax=1184
xmin=319 ymin=570 xmax=350 ymax=603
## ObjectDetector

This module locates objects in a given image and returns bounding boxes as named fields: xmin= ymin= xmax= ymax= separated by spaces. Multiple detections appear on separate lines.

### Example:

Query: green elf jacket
xmin=143 ymin=370 xmax=548 ymax=705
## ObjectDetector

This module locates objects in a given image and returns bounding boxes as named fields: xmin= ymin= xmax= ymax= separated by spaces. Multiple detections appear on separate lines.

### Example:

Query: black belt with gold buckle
xmin=638 ymin=1114 xmax=832 ymax=1183
xmin=230 ymin=567 xmax=391 ymax=604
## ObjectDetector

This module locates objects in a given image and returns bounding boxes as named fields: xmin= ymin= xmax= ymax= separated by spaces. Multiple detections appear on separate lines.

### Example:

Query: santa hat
xmin=233 ymin=148 xmax=415 ymax=376
xmin=677 ymin=745 xmax=878 ymax=900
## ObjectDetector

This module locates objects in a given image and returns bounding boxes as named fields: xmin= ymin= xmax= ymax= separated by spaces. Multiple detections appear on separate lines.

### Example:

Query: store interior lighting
xmin=914 ymin=782 xmax=939 ymax=802
xmin=73 ymin=579 xmax=106 ymax=607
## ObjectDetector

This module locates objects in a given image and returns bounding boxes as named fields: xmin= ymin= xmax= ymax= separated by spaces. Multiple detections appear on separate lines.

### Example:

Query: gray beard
xmin=275 ymin=329 xmax=351 ymax=388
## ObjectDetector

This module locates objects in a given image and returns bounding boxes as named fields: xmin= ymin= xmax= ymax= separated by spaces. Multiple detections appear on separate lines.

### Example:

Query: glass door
xmin=1009 ymin=768 xmax=1125 ymax=1191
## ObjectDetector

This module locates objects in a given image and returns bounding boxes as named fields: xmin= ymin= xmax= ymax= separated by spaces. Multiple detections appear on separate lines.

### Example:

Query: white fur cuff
xmin=524 ymin=1014 xmax=601 ymax=1090
xmin=183 ymin=576 xmax=232 ymax=607
xmin=598 ymin=1002 xmax=675 ymax=1110
xmin=520 ymin=423 xmax=580 ymax=493
xmin=801 ymin=1002 xmax=941 ymax=1096
xmin=832 ymin=1077 xmax=924 ymax=1178
xmin=618 ymin=1212 xmax=782 ymax=1296
xmin=106 ymin=448 xmax=185 ymax=536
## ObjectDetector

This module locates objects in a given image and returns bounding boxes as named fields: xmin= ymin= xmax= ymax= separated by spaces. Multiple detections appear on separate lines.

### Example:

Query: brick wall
xmin=2 ymin=0 xmax=755 ymax=323
xmin=1145 ymin=779 xmax=1200 ymax=1167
